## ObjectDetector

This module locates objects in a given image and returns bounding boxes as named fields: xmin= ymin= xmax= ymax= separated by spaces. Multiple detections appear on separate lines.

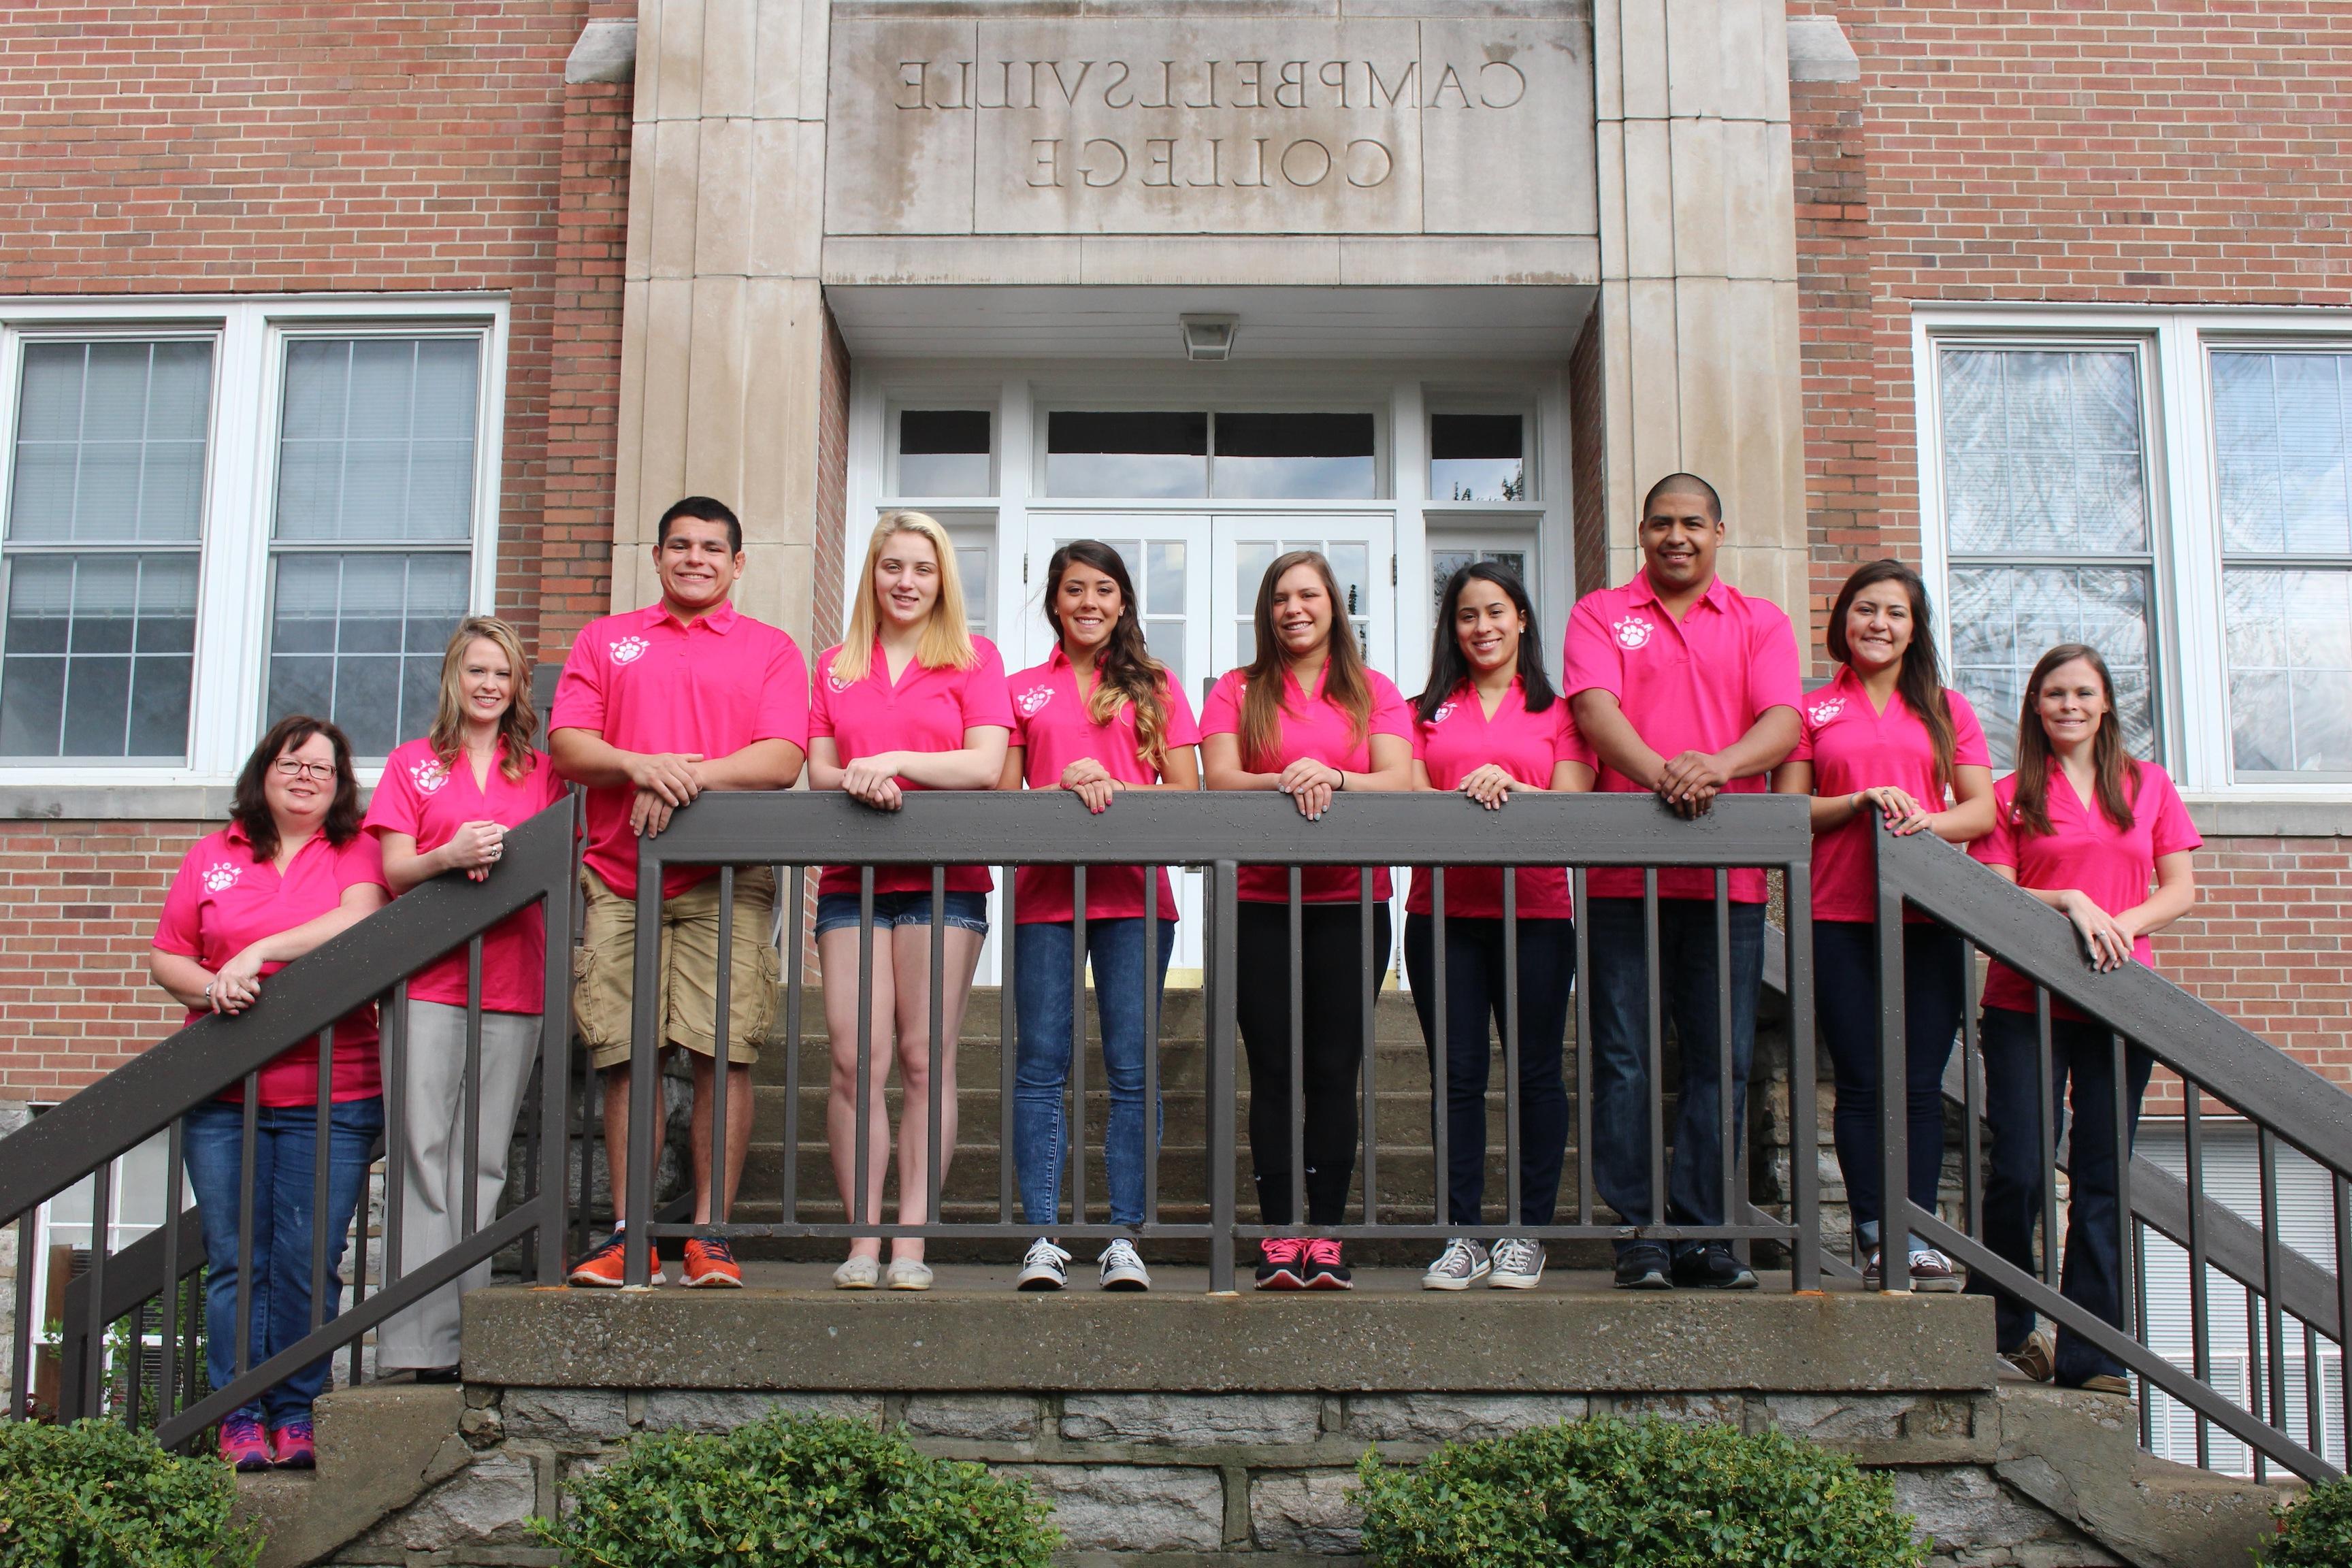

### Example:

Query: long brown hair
xmin=233 ymin=715 xmax=362 ymax=861
xmin=1237 ymin=550 xmax=1373 ymax=770
xmin=1044 ymin=540 xmax=1176 ymax=770
xmin=1826 ymin=559 xmax=1959 ymax=790
xmin=2011 ymin=642 xmax=2138 ymax=837
xmin=428 ymin=616 xmax=538 ymax=781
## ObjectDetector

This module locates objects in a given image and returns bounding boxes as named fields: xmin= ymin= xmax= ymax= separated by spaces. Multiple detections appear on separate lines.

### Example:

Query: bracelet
xmin=1333 ymin=770 xmax=1346 ymax=791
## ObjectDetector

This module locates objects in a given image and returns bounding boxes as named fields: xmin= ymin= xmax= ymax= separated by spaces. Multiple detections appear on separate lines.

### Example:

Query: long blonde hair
xmin=831 ymin=511 xmax=979 ymax=683
xmin=428 ymin=616 xmax=538 ymax=781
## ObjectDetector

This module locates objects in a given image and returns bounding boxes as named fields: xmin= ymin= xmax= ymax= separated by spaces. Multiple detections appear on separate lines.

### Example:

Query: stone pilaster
xmin=613 ymin=0 xmax=832 ymax=644
xmin=1590 ymin=0 xmax=1807 ymax=618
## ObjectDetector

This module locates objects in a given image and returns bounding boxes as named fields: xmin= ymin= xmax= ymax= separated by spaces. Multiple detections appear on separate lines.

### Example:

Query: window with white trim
xmin=0 ymin=298 xmax=505 ymax=776
xmin=1918 ymin=311 xmax=2352 ymax=791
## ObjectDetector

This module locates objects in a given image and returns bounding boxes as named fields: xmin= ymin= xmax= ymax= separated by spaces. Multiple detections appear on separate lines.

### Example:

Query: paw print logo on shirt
xmin=1808 ymin=697 xmax=1846 ymax=726
xmin=1431 ymin=700 xmax=1458 ymax=725
xmin=827 ymin=668 xmax=857 ymax=693
xmin=410 ymin=757 xmax=451 ymax=796
xmin=201 ymin=862 xmax=242 ymax=894
xmin=1612 ymin=614 xmax=1656 ymax=651
xmin=1016 ymin=685 xmax=1055 ymax=719
xmin=610 ymin=634 xmax=650 ymax=666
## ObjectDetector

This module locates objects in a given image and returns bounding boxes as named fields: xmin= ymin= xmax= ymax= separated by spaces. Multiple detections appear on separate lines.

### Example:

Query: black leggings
xmin=1234 ymin=901 xmax=1393 ymax=1226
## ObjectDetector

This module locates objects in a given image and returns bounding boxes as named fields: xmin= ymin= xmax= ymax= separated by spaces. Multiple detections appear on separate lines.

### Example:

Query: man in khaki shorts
xmin=551 ymin=496 xmax=808 ymax=1287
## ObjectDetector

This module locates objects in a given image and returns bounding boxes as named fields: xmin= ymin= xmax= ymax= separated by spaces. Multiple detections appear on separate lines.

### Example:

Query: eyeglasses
xmin=272 ymin=757 xmax=338 ymax=782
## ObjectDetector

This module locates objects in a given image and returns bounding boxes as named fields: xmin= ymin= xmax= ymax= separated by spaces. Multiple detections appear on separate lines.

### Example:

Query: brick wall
xmin=2162 ymin=837 xmax=2352 ymax=1086
xmin=0 ymin=823 xmax=201 ymax=1100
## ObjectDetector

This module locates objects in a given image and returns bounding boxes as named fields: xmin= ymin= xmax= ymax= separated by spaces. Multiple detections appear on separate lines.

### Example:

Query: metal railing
xmin=1869 ymin=819 xmax=2352 ymax=1484
xmin=0 ymin=798 xmax=577 ymax=1449
xmin=611 ymin=790 xmax=1821 ymax=1295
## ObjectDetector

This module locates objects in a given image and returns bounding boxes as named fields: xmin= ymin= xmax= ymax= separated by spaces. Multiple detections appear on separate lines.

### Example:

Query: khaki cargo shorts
xmin=574 ymin=866 xmax=779 ymax=1071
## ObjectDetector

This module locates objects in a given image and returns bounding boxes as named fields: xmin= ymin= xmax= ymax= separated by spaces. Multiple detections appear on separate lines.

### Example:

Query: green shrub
xmin=529 ymin=1413 xmax=1060 ymax=1567
xmin=1354 ymin=1415 xmax=1927 ymax=1567
xmin=0 ymin=1418 xmax=260 ymax=1568
xmin=2265 ymin=1476 xmax=2352 ymax=1566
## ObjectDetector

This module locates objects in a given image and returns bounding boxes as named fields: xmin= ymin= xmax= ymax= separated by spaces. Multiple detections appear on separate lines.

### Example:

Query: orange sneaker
xmin=567 ymin=1229 xmax=665 ymax=1288
xmin=681 ymin=1235 xmax=743 ymax=1288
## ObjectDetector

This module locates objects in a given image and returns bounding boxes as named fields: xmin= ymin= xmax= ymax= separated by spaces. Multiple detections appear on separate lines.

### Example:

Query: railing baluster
xmin=2306 ymin=1309 xmax=2324 ymax=1463
xmin=783 ymin=867 xmax=805 ymax=1231
xmin=2185 ymin=1081 xmax=2212 ymax=1469
xmin=1000 ymin=865 xmax=1018 ymax=1226
xmin=927 ymin=866 xmax=947 ymax=1239
xmin=1503 ymin=867 xmax=1522 ymax=1237
xmin=1288 ymin=868 xmax=1306 ymax=1237
xmin=1573 ymin=867 xmax=1593 ymax=1228
xmin=2034 ymin=988 xmax=2057 ymax=1291
xmin=82 ymin=1157 xmax=112 ymax=1419
xmin=1358 ymin=868 xmax=1376 ymax=1227
xmin=1071 ymin=867 xmax=1089 ymax=1229
xmin=236 ymin=1073 xmax=258 ymax=1381
xmin=1786 ymin=862 xmax=1818 ymax=1291
xmin=1209 ymin=860 xmax=1239 ymax=1293
xmin=9 ymin=1195 xmax=34 ymax=1420
xmin=711 ymin=865 xmax=735 ymax=1226
xmin=160 ymin=1118 xmax=184 ymax=1420
xmin=2261 ymin=1126 xmax=2289 ymax=1444
xmin=1643 ymin=869 xmax=1663 ymax=1238
xmin=1143 ymin=873 xmax=1160 ymax=1228
xmin=463 ymin=938 xmax=485 ymax=1242
xmin=624 ymin=857 xmax=664 ymax=1288
xmin=1876 ymin=844 xmax=1908 ymax=1291
xmin=311 ymin=1026 xmax=333 ymax=1335
xmin=853 ymin=868 xmax=875 ymax=1236
xmin=1431 ymin=867 xmax=1449 ymax=1232
xmin=2111 ymin=1036 xmax=2137 ymax=1391
xmin=1961 ymin=954 xmax=1983 ymax=1243
xmin=2250 ymin=1286 xmax=2268 ymax=1483
xmin=1714 ymin=869 xmax=1735 ymax=1266
xmin=2337 ymin=1172 xmax=2352 ymax=1469
xmin=385 ymin=980 xmax=408 ymax=1290
xmin=539 ymin=830 xmax=578 ymax=1286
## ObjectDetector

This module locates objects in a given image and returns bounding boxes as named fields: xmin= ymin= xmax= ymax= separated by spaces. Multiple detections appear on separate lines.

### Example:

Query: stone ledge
xmin=463 ymin=1286 xmax=1994 ymax=1394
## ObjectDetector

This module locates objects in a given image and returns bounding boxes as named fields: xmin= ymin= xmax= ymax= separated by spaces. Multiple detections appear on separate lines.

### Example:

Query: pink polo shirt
xmin=1407 ymin=679 xmax=1594 ymax=919
xmin=1972 ymin=762 xmax=2201 ymax=1020
xmin=551 ymin=600 xmax=810 ymax=901
xmin=810 ymin=636 xmax=1015 ymax=898
xmin=153 ymin=826 xmax=390 ymax=1107
xmin=364 ymin=738 xmax=568 ymax=1013
xmin=1791 ymin=667 xmax=1991 ymax=924
xmin=1008 ymin=647 xmax=1202 ymax=924
xmin=1563 ymin=570 xmax=1803 ymax=903
xmin=1200 ymin=663 xmax=1416 ymax=904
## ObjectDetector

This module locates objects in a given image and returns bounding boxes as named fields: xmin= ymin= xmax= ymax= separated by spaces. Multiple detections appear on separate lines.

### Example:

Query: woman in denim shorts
xmin=808 ymin=511 xmax=1013 ymax=1290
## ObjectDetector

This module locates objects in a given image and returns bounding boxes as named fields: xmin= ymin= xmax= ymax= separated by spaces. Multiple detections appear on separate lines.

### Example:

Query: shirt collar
xmin=1633 ymin=569 xmax=1730 ymax=613
xmin=642 ymin=598 xmax=740 ymax=634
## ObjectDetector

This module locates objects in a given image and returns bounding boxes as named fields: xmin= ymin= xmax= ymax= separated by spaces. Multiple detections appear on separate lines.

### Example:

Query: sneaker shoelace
xmin=1304 ymin=1237 xmax=1343 ymax=1269
xmin=1494 ymin=1239 xmax=1539 ymax=1274
xmin=1433 ymin=1237 xmax=1482 ymax=1275
xmin=695 ymin=1236 xmax=736 ymax=1264
xmin=1263 ymin=1237 xmax=1305 ymax=1264
xmin=1026 ymin=1239 xmax=1071 ymax=1268
xmin=1102 ymin=1239 xmax=1141 ymax=1269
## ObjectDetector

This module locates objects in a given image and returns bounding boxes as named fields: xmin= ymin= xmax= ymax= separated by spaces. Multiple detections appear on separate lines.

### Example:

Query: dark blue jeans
xmin=1584 ymin=898 xmax=1765 ymax=1258
xmin=1403 ymin=914 xmax=1575 ymax=1228
xmin=1013 ymin=918 xmax=1175 ymax=1229
xmin=182 ymin=1096 xmax=383 ymax=1427
xmin=1971 ymin=1005 xmax=2151 ymax=1385
xmin=1814 ymin=919 xmax=1966 ymax=1253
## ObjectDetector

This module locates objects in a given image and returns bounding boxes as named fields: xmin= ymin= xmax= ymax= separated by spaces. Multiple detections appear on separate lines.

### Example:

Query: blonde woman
xmin=809 ymin=512 xmax=1013 ymax=1289
xmin=365 ymin=616 xmax=565 ymax=1379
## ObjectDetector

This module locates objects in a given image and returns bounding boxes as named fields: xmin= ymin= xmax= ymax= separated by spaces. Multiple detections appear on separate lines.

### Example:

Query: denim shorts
xmin=815 ymin=889 xmax=991 ymax=938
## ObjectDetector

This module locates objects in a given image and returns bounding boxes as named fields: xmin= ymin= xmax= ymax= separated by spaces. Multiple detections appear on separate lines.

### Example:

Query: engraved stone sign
xmin=823 ymin=15 xmax=1595 ymax=238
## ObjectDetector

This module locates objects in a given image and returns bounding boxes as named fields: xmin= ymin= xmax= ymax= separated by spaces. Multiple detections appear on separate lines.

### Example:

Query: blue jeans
xmin=1584 ymin=898 xmax=1765 ymax=1258
xmin=815 ymin=889 xmax=990 ymax=937
xmin=182 ymin=1096 xmax=384 ymax=1426
xmin=1013 ymin=918 xmax=1175 ymax=1228
xmin=1814 ymin=919 xmax=1967 ymax=1254
xmin=1971 ymin=1006 xmax=2151 ymax=1385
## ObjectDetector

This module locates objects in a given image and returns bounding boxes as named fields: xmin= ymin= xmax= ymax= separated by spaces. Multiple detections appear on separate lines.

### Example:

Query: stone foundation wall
xmin=340 ymin=1386 xmax=2122 ymax=1567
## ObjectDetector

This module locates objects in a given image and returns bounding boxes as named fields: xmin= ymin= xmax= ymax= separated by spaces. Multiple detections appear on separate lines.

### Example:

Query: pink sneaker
xmin=1254 ymin=1237 xmax=1307 ymax=1290
xmin=270 ymin=1419 xmax=315 ymax=1470
xmin=218 ymin=1414 xmax=270 ymax=1471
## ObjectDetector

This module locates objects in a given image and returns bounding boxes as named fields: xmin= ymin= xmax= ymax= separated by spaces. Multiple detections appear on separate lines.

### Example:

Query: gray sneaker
xmin=1015 ymin=1238 xmax=1070 ymax=1291
xmin=1422 ymin=1237 xmax=1491 ymax=1290
xmin=1098 ymin=1238 xmax=1152 ymax=1292
xmin=1488 ymin=1237 xmax=1546 ymax=1290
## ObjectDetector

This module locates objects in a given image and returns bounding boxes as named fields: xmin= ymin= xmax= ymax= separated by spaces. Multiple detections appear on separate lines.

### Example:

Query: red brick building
xmin=1 ymin=0 xmax=2347 ymax=1105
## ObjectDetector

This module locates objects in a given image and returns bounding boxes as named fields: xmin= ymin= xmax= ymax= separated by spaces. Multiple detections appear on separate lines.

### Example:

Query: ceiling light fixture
xmin=1179 ymin=314 xmax=1239 ymax=361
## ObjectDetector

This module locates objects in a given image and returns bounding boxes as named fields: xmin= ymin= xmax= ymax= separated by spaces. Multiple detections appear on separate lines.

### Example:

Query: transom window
xmin=1043 ymin=410 xmax=1378 ymax=500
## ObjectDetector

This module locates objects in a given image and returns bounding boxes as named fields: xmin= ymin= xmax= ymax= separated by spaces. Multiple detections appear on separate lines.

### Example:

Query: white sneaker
xmin=1489 ymin=1237 xmax=1546 ymax=1290
xmin=1016 ymin=1237 xmax=1071 ymax=1292
xmin=832 ymin=1254 xmax=879 ymax=1290
xmin=1422 ymin=1237 xmax=1491 ymax=1290
xmin=885 ymin=1257 xmax=934 ymax=1291
xmin=1098 ymin=1238 xmax=1151 ymax=1292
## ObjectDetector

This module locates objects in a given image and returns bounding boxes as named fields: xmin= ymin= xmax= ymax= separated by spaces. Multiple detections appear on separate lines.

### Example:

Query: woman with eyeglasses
xmin=1202 ymin=550 xmax=1414 ymax=1290
xmin=148 ymin=715 xmax=389 ymax=1472
xmin=365 ymin=617 xmax=566 ymax=1382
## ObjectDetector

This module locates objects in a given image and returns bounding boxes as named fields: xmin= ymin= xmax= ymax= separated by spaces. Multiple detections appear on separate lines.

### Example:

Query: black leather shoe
xmin=1671 ymin=1243 xmax=1759 ymax=1290
xmin=1613 ymin=1244 xmax=1673 ymax=1290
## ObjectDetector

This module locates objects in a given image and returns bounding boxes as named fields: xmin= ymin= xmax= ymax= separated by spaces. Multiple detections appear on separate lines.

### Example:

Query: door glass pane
xmin=1940 ymin=348 xmax=2149 ymax=554
xmin=1948 ymin=564 xmax=2156 ymax=769
xmin=897 ymin=410 xmax=992 ymax=497
xmin=1 ymin=552 xmax=197 ymax=758
xmin=1431 ymin=414 xmax=1526 ymax=502
xmin=1211 ymin=412 xmax=1376 ymax=500
xmin=1045 ymin=412 xmax=1207 ymax=497
xmin=2213 ymin=352 xmax=2352 ymax=557
xmin=2225 ymin=568 xmax=2352 ymax=772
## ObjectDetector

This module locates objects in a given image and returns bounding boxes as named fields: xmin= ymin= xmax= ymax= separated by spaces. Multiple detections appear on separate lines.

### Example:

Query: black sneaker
xmin=1301 ymin=1238 xmax=1352 ymax=1290
xmin=1613 ymin=1243 xmax=1672 ymax=1290
xmin=1671 ymin=1243 xmax=1759 ymax=1290
xmin=1255 ymin=1237 xmax=1307 ymax=1290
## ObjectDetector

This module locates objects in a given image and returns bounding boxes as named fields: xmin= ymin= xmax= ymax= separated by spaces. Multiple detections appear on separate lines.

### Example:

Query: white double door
xmin=1015 ymin=512 xmax=1399 ymax=976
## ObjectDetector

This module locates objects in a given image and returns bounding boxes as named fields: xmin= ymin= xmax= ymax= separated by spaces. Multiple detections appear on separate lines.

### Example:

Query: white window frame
xmin=1914 ymin=304 xmax=2352 ymax=797
xmin=0 ymin=294 xmax=509 ymax=785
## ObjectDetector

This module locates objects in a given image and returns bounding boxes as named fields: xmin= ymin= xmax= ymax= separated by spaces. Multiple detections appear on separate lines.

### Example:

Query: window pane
xmin=1045 ymin=412 xmax=1207 ymax=498
xmin=274 ymin=338 xmax=479 ymax=542
xmin=2212 ymin=350 xmax=2352 ymax=557
xmin=955 ymin=545 xmax=990 ymax=637
xmin=1212 ymin=412 xmax=1376 ymax=500
xmin=0 ymin=552 xmax=196 ymax=758
xmin=1431 ymin=414 xmax=1526 ymax=501
xmin=2225 ymin=568 xmax=2352 ymax=772
xmin=267 ymin=551 xmax=468 ymax=755
xmin=897 ymin=410 xmax=992 ymax=496
xmin=8 ymin=340 xmax=213 ymax=544
xmin=1948 ymin=564 xmax=2157 ymax=769
xmin=1940 ymin=348 xmax=2149 ymax=555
